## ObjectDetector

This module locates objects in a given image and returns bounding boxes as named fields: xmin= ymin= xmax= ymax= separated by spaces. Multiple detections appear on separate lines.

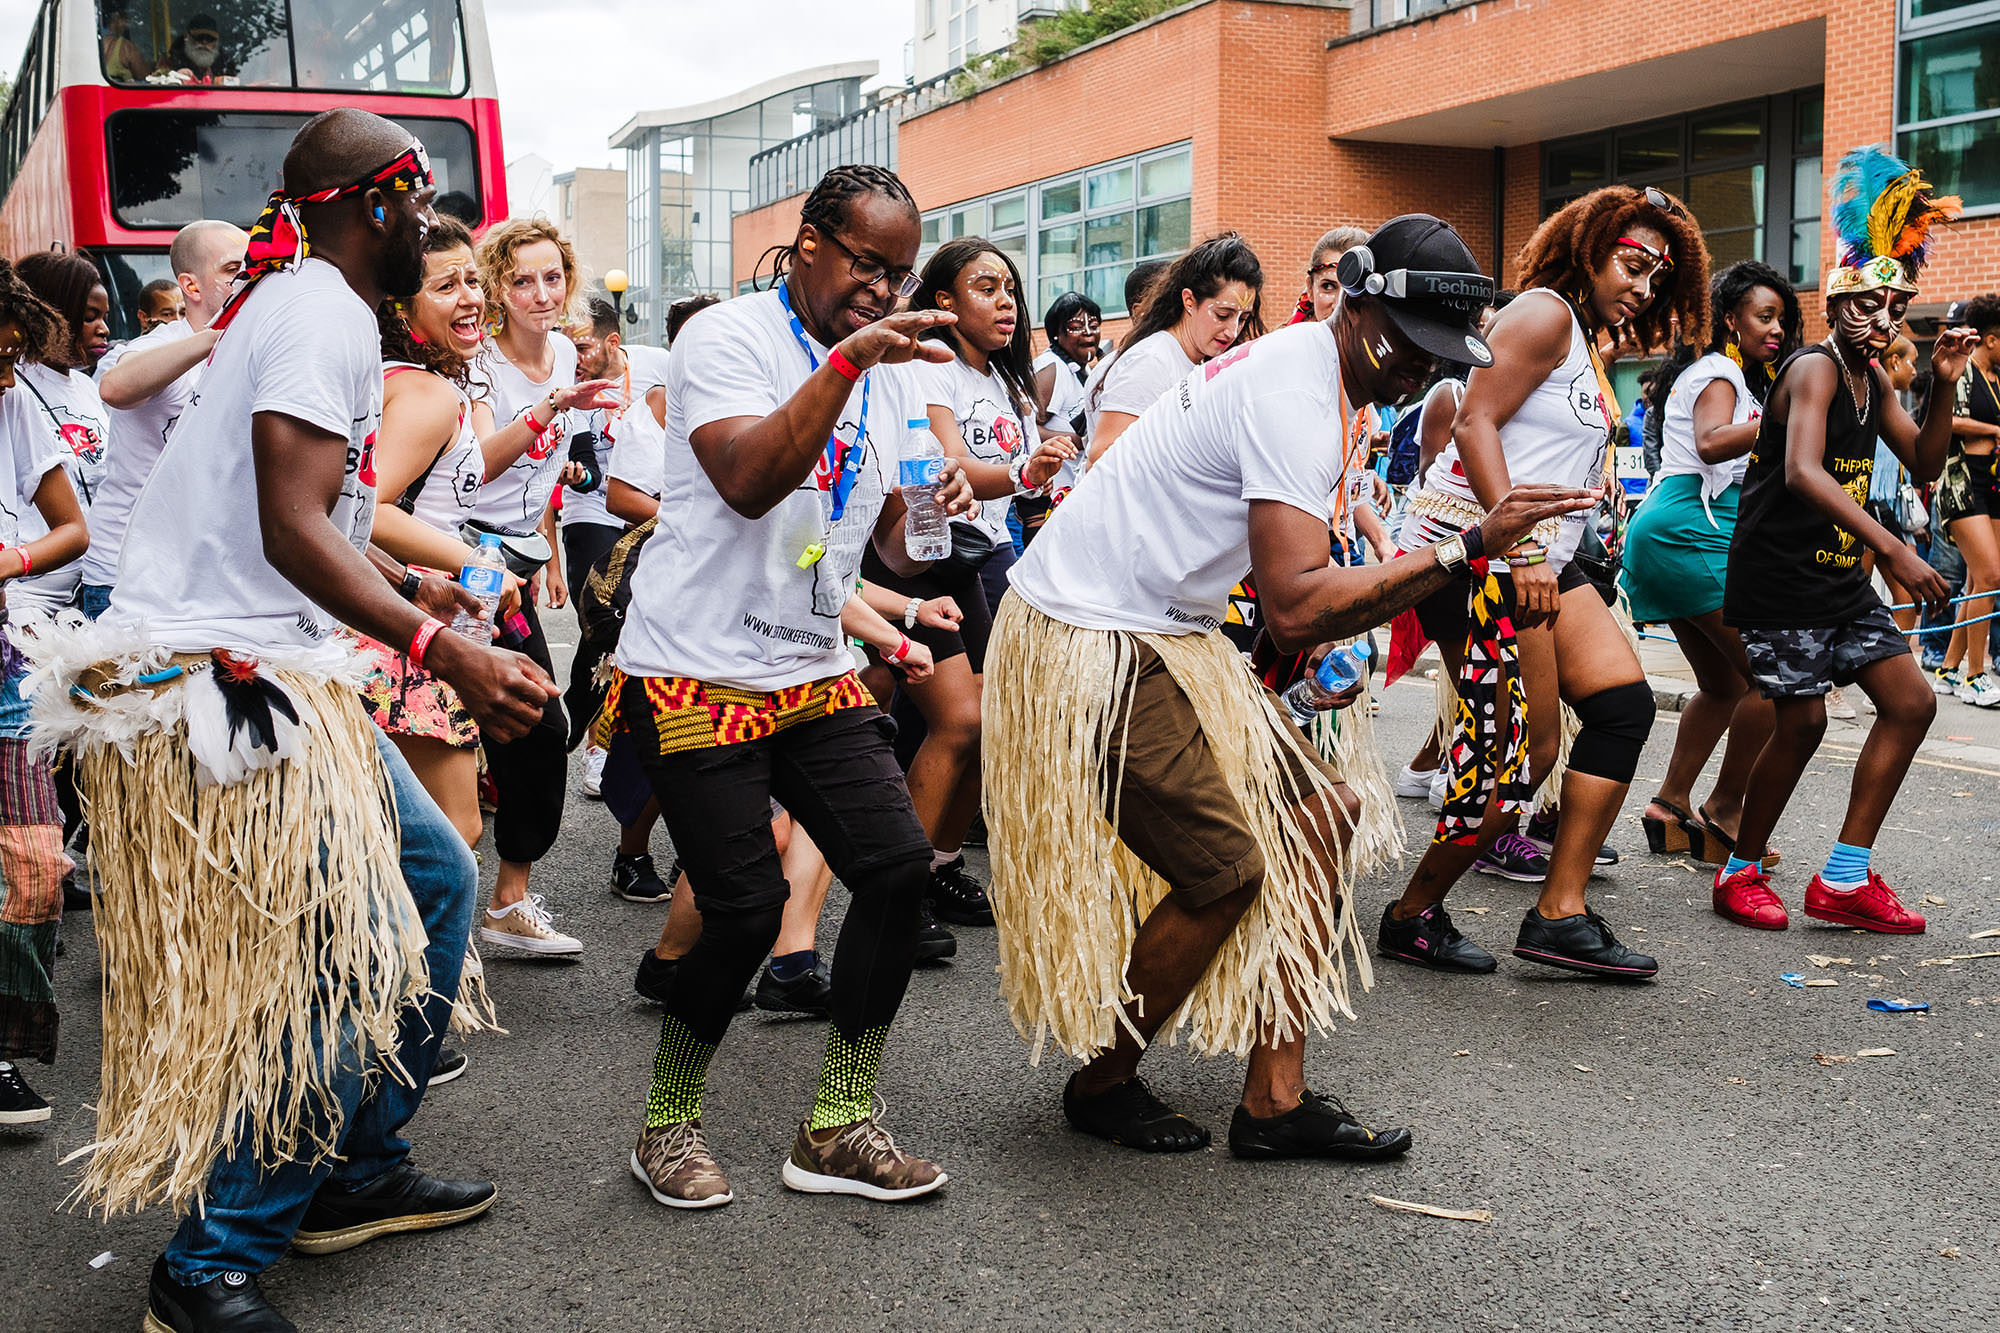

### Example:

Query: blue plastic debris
xmin=1866 ymin=998 xmax=1929 ymax=1013
xmin=1780 ymin=973 xmax=1806 ymax=988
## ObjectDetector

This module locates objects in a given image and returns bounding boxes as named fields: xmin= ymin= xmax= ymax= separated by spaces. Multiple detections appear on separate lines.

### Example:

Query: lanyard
xmin=1564 ymin=296 xmax=1623 ymax=492
xmin=777 ymin=280 xmax=868 ymax=566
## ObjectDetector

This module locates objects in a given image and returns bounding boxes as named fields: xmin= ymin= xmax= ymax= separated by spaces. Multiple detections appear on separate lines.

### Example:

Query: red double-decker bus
xmin=0 ymin=0 xmax=508 ymax=338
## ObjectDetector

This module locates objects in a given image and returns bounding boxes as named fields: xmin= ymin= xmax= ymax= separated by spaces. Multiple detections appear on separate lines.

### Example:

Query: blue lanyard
xmin=777 ymin=280 xmax=868 ymax=529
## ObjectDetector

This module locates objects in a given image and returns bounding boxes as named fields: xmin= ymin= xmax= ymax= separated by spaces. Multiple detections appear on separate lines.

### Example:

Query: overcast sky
xmin=0 ymin=0 xmax=914 ymax=170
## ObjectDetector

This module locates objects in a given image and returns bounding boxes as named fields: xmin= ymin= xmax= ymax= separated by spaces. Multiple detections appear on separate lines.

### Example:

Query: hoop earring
xmin=1723 ymin=333 xmax=1744 ymax=370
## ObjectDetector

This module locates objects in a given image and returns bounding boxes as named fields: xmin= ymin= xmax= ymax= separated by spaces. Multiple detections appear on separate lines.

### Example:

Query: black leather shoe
xmin=1227 ymin=1089 xmax=1414 ymax=1161
xmin=634 ymin=950 xmax=753 ymax=1011
xmin=290 ymin=1163 xmax=496 ymax=1256
xmin=928 ymin=855 xmax=994 ymax=927
xmin=754 ymin=959 xmax=832 ymax=1017
xmin=1063 ymin=1073 xmax=1209 ymax=1153
xmin=1512 ymin=907 xmax=1658 ymax=981
xmin=144 ymin=1257 xmax=294 ymax=1333
xmin=1377 ymin=902 xmax=1497 ymax=974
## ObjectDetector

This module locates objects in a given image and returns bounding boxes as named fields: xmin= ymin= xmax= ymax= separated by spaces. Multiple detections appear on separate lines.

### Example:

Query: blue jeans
xmin=164 ymin=728 xmax=477 ymax=1283
xmin=75 ymin=582 xmax=113 ymax=621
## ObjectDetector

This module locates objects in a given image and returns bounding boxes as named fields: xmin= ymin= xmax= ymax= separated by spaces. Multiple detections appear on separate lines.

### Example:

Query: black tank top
xmin=1724 ymin=344 xmax=1885 ymax=630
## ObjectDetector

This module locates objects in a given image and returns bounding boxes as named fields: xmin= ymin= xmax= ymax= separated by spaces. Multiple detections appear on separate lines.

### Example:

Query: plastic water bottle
xmin=451 ymin=533 xmax=507 ymax=642
xmin=1283 ymin=640 xmax=1373 ymax=727
xmin=901 ymin=417 xmax=949 ymax=562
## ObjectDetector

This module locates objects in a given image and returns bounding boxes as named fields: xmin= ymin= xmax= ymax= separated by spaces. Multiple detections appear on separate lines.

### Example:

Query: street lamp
xmin=604 ymin=268 xmax=629 ymax=330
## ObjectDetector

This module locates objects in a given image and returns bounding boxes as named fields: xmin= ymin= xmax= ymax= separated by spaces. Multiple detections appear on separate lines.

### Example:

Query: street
xmin=5 ymin=617 xmax=1999 ymax=1332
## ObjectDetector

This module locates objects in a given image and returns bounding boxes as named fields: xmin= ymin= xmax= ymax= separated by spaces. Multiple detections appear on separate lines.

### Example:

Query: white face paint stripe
xmin=1374 ymin=335 xmax=1394 ymax=360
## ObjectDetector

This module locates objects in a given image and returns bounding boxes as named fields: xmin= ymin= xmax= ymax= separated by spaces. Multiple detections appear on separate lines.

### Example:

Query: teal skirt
xmin=1620 ymin=473 xmax=1737 ymax=623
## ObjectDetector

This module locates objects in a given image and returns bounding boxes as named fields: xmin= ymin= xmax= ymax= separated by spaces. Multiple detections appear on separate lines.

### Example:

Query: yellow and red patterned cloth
xmin=598 ymin=666 xmax=873 ymax=756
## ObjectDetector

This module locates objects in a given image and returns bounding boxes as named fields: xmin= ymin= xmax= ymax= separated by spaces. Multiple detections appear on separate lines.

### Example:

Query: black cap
xmin=1359 ymin=214 xmax=1494 ymax=367
xmin=1946 ymin=299 xmax=1971 ymax=324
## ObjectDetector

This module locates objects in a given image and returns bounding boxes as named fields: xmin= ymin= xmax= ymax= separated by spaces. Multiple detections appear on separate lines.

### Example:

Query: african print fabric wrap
xmin=1435 ymin=557 xmax=1530 ymax=845
xmin=600 ymin=665 xmax=873 ymax=756
xmin=0 ymin=738 xmax=65 ymax=1064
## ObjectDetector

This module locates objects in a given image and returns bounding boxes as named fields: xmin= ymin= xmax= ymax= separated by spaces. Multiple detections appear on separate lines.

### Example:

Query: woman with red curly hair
xmin=1380 ymin=185 xmax=1709 ymax=983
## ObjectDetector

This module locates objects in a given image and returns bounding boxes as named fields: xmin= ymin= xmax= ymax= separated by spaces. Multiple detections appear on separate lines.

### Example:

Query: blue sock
xmin=1821 ymin=842 xmax=1870 ymax=887
xmin=769 ymin=949 xmax=816 ymax=981
xmin=1722 ymin=855 xmax=1756 ymax=877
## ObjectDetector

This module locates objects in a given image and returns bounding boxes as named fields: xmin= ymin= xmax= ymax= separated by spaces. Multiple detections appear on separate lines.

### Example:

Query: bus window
xmin=95 ymin=250 xmax=176 ymax=343
xmin=106 ymin=110 xmax=478 ymax=230
xmin=98 ymin=0 xmax=466 ymax=95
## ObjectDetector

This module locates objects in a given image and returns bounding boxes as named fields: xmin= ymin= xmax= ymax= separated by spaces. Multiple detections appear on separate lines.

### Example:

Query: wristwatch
xmin=397 ymin=566 xmax=425 ymax=602
xmin=903 ymin=597 xmax=924 ymax=630
xmin=1435 ymin=533 xmax=1469 ymax=574
xmin=1008 ymin=451 xmax=1044 ymax=496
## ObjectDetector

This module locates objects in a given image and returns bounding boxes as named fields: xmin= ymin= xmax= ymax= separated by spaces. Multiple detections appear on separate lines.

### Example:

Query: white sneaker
xmin=1393 ymin=764 xmax=1437 ymax=799
xmin=1428 ymin=766 xmax=1447 ymax=811
xmin=479 ymin=894 xmax=583 ymax=955
xmin=1824 ymin=686 xmax=1857 ymax=720
xmin=1956 ymin=673 xmax=2000 ymax=709
xmin=581 ymin=745 xmax=607 ymax=799
xmin=1930 ymin=668 xmax=1961 ymax=696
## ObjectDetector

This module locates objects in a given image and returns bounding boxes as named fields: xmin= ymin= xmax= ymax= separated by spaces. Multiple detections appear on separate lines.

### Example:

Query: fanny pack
xmin=458 ymin=520 xmax=551 ymax=578
xmin=930 ymin=519 xmax=997 ymax=582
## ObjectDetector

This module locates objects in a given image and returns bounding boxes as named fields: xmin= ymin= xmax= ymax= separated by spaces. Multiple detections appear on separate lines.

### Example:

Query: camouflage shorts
xmin=1739 ymin=604 xmax=1909 ymax=698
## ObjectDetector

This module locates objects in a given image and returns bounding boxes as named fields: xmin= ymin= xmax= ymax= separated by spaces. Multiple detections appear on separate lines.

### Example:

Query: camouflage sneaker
xmin=630 ymin=1121 xmax=733 ymax=1210
xmin=781 ymin=1113 xmax=947 ymax=1202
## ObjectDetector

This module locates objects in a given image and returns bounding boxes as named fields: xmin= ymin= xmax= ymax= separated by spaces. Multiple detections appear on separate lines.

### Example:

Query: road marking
xmin=1819 ymin=739 xmax=2000 ymax=778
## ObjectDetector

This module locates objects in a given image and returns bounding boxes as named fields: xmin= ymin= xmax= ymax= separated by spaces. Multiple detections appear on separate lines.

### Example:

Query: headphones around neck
xmin=1335 ymin=244 xmax=1493 ymax=307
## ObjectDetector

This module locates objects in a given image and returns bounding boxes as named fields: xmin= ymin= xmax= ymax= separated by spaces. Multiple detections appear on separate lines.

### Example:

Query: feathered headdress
xmin=1826 ymin=145 xmax=1961 ymax=300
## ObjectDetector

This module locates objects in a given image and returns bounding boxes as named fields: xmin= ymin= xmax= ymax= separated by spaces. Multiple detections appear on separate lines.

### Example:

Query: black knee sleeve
xmin=1567 ymin=681 xmax=1655 ymax=784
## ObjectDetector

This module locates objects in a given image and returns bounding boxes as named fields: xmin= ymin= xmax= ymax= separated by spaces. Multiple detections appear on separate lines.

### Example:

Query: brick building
xmin=732 ymin=0 xmax=1999 ymax=385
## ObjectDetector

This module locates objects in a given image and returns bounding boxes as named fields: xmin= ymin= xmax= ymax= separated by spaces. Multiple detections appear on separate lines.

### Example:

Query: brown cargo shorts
xmin=1104 ymin=640 xmax=1345 ymax=907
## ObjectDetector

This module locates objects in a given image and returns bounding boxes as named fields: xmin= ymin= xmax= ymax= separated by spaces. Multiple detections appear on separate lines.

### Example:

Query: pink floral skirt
xmin=356 ymin=635 xmax=479 ymax=750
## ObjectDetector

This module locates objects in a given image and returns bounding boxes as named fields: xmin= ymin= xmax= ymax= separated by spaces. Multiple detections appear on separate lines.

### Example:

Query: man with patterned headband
xmin=1713 ymin=146 xmax=1977 ymax=936
xmin=24 ymin=109 xmax=552 ymax=1333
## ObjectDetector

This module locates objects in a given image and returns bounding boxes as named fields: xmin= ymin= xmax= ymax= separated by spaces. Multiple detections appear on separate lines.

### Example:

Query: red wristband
xmin=827 ymin=347 xmax=863 ymax=383
xmin=887 ymin=634 xmax=912 ymax=663
xmin=409 ymin=617 xmax=445 ymax=667
xmin=14 ymin=545 xmax=29 ymax=578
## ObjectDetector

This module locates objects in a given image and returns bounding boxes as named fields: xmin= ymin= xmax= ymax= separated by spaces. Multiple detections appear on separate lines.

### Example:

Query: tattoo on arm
xmin=1303 ymin=551 xmax=1454 ymax=642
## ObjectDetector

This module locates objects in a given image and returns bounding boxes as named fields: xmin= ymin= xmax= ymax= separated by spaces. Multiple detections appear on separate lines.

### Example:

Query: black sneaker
xmin=1227 ymin=1089 xmax=1414 ymax=1161
xmin=1062 ymin=1073 xmax=1209 ymax=1153
xmin=1472 ymin=832 xmax=1549 ymax=882
xmin=914 ymin=897 xmax=957 ymax=964
xmin=633 ymin=949 xmax=753 ymax=1011
xmin=144 ymin=1257 xmax=294 ymax=1332
xmin=1376 ymin=902 xmax=1497 ymax=974
xmin=611 ymin=852 xmax=672 ymax=903
xmin=0 ymin=1060 xmax=51 ymax=1126
xmin=291 ymin=1162 xmax=497 ymax=1256
xmin=62 ymin=870 xmax=92 ymax=913
xmin=754 ymin=958 xmax=833 ymax=1017
xmin=929 ymin=855 xmax=993 ymax=927
xmin=429 ymin=1046 xmax=467 ymax=1087
xmin=1524 ymin=811 xmax=1620 ymax=867
xmin=1512 ymin=907 xmax=1658 ymax=981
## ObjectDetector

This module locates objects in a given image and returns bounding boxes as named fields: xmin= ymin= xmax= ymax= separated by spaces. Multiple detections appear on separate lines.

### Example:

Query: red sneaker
xmin=1713 ymin=864 xmax=1788 ymax=930
xmin=1803 ymin=871 xmax=1926 ymax=934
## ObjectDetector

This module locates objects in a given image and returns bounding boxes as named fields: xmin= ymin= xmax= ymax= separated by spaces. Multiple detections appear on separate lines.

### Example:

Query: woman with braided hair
xmin=1381 ymin=185 xmax=1709 ymax=981
xmin=0 ymin=257 xmax=89 ymax=1127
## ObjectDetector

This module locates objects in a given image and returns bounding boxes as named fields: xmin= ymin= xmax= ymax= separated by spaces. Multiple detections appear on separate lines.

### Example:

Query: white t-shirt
xmin=625 ymin=342 xmax=671 ymax=394
xmin=1657 ymin=352 xmax=1758 ymax=498
xmin=14 ymin=363 xmax=112 ymax=608
xmin=607 ymin=397 xmax=667 ymax=500
xmin=110 ymin=259 xmax=381 ymax=653
xmin=1033 ymin=347 xmax=1087 ymax=435
xmin=468 ymin=332 xmax=576 ymax=535
xmin=915 ymin=356 xmax=1030 ymax=545
xmin=77 ymin=318 xmax=204 ymax=589
xmin=616 ymin=288 xmax=913 ymax=690
xmin=0 ymin=388 xmax=71 ymax=558
xmin=559 ymin=399 xmax=626 ymax=530
xmin=1081 ymin=329 xmax=1198 ymax=442
xmin=1012 ymin=320 xmax=1351 ymax=635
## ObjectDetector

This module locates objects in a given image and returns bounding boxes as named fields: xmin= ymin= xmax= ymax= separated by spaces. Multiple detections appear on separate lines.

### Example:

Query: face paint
xmin=1832 ymin=294 xmax=1901 ymax=355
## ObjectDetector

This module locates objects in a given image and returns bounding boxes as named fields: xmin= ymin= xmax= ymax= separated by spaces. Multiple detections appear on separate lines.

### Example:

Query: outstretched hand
xmin=1931 ymin=326 xmax=1981 ymax=383
xmin=557 ymin=378 xmax=624 ymax=414
xmin=839 ymin=310 xmax=959 ymax=369
xmin=1477 ymin=483 xmax=1602 ymax=553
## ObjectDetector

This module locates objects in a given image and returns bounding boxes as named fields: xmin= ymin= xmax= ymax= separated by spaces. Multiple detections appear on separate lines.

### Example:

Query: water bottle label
xmin=899 ymin=458 xmax=944 ymax=488
xmin=460 ymin=565 xmax=505 ymax=597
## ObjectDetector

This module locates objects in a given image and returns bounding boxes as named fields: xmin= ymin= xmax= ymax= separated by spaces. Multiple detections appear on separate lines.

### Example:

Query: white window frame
xmin=1895 ymin=1 xmax=2000 ymax=216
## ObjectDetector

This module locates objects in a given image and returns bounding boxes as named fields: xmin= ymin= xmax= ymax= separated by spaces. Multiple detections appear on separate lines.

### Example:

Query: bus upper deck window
xmin=97 ymin=0 xmax=465 ymax=96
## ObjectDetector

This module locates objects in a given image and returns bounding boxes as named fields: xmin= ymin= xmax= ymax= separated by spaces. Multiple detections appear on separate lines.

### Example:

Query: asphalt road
xmin=7 ymin=629 xmax=1999 ymax=1332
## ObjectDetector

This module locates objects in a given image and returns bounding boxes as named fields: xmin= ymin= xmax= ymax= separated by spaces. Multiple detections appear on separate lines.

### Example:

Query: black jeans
xmin=624 ymin=679 xmax=931 ymax=1045
xmin=561 ymin=521 xmax=625 ymax=749
xmin=484 ymin=597 xmax=568 ymax=863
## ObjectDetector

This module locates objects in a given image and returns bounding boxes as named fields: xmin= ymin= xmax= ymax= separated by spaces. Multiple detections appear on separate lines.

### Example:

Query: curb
xmin=1648 ymin=674 xmax=1696 ymax=714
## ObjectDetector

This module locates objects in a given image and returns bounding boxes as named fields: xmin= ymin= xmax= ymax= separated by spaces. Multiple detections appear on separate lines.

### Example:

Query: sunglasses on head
xmin=1641 ymin=185 xmax=1686 ymax=217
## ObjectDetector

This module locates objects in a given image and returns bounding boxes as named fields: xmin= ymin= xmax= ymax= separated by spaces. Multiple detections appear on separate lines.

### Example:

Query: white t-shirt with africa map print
xmin=468 ymin=331 xmax=577 ymax=535
xmin=616 ymin=288 xmax=914 ymax=692
xmin=913 ymin=355 xmax=1030 ymax=545
xmin=110 ymin=258 xmax=381 ymax=654
xmin=11 ymin=362 xmax=110 ymax=610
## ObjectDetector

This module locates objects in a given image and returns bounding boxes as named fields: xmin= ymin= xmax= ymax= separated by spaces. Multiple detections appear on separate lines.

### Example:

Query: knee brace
xmin=1566 ymin=681 xmax=1655 ymax=784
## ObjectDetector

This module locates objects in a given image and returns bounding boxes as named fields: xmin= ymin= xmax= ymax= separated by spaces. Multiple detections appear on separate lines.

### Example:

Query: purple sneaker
xmin=1473 ymin=832 xmax=1549 ymax=882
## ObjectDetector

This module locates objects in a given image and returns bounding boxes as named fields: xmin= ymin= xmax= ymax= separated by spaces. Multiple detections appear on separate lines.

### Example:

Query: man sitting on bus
xmin=166 ymin=11 xmax=237 ymax=84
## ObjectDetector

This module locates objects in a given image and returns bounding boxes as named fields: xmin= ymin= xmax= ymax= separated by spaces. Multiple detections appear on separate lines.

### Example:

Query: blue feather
xmin=1830 ymin=145 xmax=1912 ymax=268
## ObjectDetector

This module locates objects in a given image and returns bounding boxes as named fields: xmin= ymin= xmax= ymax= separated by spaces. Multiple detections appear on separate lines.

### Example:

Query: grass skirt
xmin=983 ymin=598 xmax=1372 ymax=1064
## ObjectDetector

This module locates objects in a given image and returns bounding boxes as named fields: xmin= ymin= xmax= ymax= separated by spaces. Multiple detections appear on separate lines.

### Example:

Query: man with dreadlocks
xmin=607 ymin=164 xmax=971 ymax=1210
xmin=24 ymin=108 xmax=553 ymax=1333
xmin=1713 ymin=146 xmax=1974 ymax=933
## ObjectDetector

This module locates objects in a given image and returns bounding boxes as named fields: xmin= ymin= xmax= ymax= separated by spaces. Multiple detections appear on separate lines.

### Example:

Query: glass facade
xmin=748 ymin=76 xmax=955 ymax=213
xmin=621 ymin=76 xmax=863 ymax=345
xmin=920 ymin=142 xmax=1194 ymax=322
xmin=1897 ymin=0 xmax=2000 ymax=212
xmin=96 ymin=0 xmax=465 ymax=95
xmin=1540 ymin=90 xmax=1823 ymax=284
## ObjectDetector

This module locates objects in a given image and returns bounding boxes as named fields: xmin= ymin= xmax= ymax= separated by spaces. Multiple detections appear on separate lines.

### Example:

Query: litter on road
xmin=1867 ymin=998 xmax=1930 ymax=1013
xmin=1369 ymin=1195 xmax=1492 ymax=1223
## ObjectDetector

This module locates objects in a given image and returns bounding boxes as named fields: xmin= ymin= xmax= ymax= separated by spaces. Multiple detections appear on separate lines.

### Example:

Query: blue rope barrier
xmin=1638 ymin=603 xmax=2000 ymax=645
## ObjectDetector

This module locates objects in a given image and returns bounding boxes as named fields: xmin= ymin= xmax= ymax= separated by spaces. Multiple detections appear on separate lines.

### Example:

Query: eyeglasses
xmin=817 ymin=229 xmax=919 ymax=299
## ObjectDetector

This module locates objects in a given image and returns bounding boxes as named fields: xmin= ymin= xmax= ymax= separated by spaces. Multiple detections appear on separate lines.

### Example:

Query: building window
xmin=1897 ymin=1 xmax=2000 ymax=212
xmin=947 ymin=0 xmax=974 ymax=67
xmin=919 ymin=143 xmax=1193 ymax=321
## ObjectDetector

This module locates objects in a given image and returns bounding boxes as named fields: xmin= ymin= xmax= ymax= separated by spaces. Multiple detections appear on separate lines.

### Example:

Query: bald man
xmin=39 ymin=110 xmax=554 ymax=1333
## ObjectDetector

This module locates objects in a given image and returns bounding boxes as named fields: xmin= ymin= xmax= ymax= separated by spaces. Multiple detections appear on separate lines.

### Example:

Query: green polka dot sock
xmin=644 ymin=1014 xmax=716 ymax=1128
xmin=807 ymin=1024 xmax=888 ymax=1131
